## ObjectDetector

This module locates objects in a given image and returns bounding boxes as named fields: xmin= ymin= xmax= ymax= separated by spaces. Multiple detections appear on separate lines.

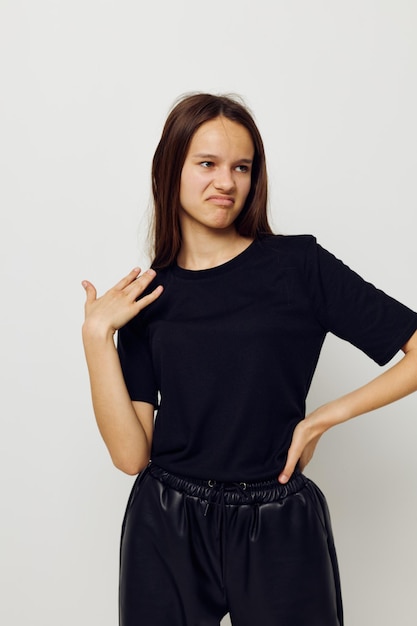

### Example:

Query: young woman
xmin=82 ymin=94 xmax=417 ymax=626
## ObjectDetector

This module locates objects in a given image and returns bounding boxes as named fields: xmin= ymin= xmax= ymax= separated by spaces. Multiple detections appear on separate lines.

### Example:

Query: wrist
xmin=82 ymin=320 xmax=116 ymax=344
xmin=307 ymin=400 xmax=349 ymax=433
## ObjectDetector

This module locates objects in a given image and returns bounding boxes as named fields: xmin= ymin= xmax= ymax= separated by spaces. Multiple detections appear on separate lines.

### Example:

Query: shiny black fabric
xmin=120 ymin=464 xmax=343 ymax=626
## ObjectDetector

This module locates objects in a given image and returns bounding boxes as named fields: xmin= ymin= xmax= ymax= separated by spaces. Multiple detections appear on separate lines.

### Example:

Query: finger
xmin=81 ymin=280 xmax=97 ymax=304
xmin=278 ymin=439 xmax=303 ymax=484
xmin=114 ymin=267 xmax=142 ymax=290
xmin=127 ymin=268 xmax=159 ymax=297
xmin=278 ymin=459 xmax=296 ymax=484
xmin=135 ymin=284 xmax=164 ymax=311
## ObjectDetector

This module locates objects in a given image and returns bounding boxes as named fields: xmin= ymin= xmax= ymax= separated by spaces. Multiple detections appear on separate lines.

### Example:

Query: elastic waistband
xmin=148 ymin=463 xmax=307 ymax=505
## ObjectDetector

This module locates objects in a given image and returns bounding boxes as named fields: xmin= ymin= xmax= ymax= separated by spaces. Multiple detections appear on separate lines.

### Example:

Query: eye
xmin=200 ymin=161 xmax=214 ymax=168
xmin=235 ymin=164 xmax=250 ymax=173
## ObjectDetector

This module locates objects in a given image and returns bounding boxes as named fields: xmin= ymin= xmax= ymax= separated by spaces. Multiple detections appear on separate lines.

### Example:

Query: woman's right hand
xmin=82 ymin=268 xmax=163 ymax=339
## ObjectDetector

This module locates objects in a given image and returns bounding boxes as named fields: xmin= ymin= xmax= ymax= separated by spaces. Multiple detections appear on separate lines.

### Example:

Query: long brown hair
xmin=151 ymin=93 xmax=272 ymax=269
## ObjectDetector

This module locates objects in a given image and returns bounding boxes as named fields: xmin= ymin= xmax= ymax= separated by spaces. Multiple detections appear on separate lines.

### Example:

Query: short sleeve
xmin=303 ymin=237 xmax=417 ymax=365
xmin=117 ymin=316 xmax=159 ymax=406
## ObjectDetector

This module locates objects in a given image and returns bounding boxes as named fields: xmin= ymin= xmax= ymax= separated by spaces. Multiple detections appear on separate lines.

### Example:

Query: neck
xmin=177 ymin=226 xmax=253 ymax=271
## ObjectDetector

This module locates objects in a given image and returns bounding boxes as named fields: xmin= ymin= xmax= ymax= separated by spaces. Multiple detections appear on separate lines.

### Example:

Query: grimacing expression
xmin=179 ymin=117 xmax=254 ymax=233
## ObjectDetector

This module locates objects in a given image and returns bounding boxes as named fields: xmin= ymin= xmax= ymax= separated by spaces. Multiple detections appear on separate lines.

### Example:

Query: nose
xmin=213 ymin=166 xmax=235 ymax=192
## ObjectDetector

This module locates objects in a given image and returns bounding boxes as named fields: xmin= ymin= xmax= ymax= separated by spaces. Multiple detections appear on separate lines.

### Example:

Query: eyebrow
xmin=192 ymin=153 xmax=253 ymax=164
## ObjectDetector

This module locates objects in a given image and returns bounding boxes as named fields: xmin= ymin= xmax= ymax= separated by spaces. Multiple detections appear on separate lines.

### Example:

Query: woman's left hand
xmin=278 ymin=414 xmax=325 ymax=484
xmin=278 ymin=330 xmax=417 ymax=484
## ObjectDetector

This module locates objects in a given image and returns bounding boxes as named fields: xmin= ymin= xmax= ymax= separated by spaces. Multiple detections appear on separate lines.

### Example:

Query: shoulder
xmin=256 ymin=234 xmax=318 ymax=266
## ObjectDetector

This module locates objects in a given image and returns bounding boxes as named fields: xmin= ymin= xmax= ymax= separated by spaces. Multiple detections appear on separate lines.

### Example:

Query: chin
xmin=210 ymin=220 xmax=236 ymax=231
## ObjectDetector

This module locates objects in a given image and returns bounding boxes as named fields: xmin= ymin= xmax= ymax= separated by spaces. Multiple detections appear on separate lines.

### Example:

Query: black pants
xmin=120 ymin=463 xmax=343 ymax=626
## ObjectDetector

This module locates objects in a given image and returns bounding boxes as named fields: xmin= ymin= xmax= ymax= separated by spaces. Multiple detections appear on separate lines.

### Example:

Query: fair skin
xmin=82 ymin=115 xmax=417 ymax=480
xmin=177 ymin=116 xmax=255 ymax=269
xmin=82 ymin=268 xmax=162 ymax=475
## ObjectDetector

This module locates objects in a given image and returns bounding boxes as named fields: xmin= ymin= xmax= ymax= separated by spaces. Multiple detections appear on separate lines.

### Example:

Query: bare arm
xmin=279 ymin=329 xmax=417 ymax=483
xmin=82 ymin=268 xmax=163 ymax=475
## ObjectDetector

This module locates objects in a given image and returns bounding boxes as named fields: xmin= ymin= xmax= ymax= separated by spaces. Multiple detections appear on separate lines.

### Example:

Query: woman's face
xmin=179 ymin=117 xmax=254 ymax=234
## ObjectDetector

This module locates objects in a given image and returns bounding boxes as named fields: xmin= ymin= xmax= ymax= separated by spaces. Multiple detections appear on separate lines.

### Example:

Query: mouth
xmin=206 ymin=195 xmax=235 ymax=207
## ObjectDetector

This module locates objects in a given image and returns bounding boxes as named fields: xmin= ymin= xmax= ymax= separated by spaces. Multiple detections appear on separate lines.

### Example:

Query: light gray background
xmin=1 ymin=1 xmax=416 ymax=625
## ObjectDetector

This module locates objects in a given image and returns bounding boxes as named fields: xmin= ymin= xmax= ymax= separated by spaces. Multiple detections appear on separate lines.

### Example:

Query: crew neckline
xmin=173 ymin=238 xmax=259 ymax=280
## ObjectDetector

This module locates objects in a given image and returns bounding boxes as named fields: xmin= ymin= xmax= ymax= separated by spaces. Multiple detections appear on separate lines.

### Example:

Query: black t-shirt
xmin=117 ymin=235 xmax=417 ymax=481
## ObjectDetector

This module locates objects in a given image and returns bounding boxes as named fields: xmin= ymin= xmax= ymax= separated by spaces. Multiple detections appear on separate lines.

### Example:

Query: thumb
xmin=81 ymin=280 xmax=97 ymax=303
xmin=278 ymin=466 xmax=293 ymax=486
xmin=278 ymin=443 xmax=300 ymax=484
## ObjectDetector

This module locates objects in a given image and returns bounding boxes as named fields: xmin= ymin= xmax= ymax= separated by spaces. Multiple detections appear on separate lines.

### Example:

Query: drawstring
xmin=203 ymin=480 xmax=251 ymax=583
xmin=203 ymin=480 xmax=219 ymax=517
xmin=203 ymin=480 xmax=250 ymax=519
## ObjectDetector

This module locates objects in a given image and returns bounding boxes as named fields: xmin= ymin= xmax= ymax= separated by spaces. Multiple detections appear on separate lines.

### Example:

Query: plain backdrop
xmin=1 ymin=1 xmax=416 ymax=625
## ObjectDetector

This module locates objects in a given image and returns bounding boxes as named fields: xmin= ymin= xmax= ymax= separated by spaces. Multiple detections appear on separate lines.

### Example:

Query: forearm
xmin=309 ymin=348 xmax=417 ymax=434
xmin=279 ymin=345 xmax=417 ymax=483
xmin=82 ymin=324 xmax=151 ymax=474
